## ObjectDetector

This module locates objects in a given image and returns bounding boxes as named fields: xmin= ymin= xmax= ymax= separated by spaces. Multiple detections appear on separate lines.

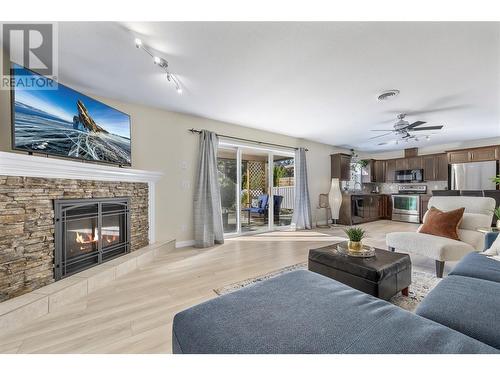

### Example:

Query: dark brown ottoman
xmin=308 ymin=244 xmax=411 ymax=300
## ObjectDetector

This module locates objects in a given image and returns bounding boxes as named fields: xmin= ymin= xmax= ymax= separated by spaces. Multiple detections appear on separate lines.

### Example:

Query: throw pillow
xmin=418 ymin=206 xmax=465 ymax=241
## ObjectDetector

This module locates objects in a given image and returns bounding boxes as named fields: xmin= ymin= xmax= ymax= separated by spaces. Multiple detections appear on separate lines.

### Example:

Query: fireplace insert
xmin=54 ymin=197 xmax=130 ymax=280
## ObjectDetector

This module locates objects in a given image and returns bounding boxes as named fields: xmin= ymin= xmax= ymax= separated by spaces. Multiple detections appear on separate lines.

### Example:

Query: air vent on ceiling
xmin=377 ymin=90 xmax=400 ymax=101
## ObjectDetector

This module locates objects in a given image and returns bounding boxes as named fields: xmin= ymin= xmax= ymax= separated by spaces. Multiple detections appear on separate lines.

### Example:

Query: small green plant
xmin=492 ymin=175 xmax=500 ymax=186
xmin=492 ymin=206 xmax=500 ymax=220
xmin=344 ymin=226 xmax=366 ymax=242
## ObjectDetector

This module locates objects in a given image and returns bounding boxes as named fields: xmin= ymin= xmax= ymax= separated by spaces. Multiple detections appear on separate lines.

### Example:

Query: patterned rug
xmin=214 ymin=262 xmax=441 ymax=312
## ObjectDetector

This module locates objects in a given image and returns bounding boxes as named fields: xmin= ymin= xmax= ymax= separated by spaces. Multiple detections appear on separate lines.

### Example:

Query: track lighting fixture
xmin=134 ymin=37 xmax=182 ymax=94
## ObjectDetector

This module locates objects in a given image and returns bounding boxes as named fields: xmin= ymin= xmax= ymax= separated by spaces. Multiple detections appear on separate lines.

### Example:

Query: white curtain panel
xmin=193 ymin=130 xmax=224 ymax=248
xmin=291 ymin=148 xmax=312 ymax=229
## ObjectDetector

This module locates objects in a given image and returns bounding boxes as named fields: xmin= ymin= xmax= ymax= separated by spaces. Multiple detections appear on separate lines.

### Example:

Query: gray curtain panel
xmin=292 ymin=148 xmax=312 ymax=229
xmin=193 ymin=130 xmax=224 ymax=248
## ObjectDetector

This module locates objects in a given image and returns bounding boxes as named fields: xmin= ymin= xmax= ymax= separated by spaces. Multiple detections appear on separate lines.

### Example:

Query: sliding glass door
xmin=217 ymin=143 xmax=295 ymax=237
xmin=272 ymin=153 xmax=295 ymax=229
xmin=217 ymin=147 xmax=238 ymax=235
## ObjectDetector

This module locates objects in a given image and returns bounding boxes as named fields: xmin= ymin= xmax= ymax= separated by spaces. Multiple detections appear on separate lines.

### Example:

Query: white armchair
xmin=386 ymin=196 xmax=495 ymax=277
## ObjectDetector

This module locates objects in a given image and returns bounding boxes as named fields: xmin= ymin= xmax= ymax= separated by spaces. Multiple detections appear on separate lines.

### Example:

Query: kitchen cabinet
xmin=361 ymin=160 xmax=374 ymax=183
xmin=447 ymin=145 xmax=498 ymax=164
xmin=435 ymin=153 xmax=448 ymax=181
xmin=385 ymin=159 xmax=396 ymax=182
xmin=422 ymin=155 xmax=436 ymax=181
xmin=448 ymin=150 xmax=470 ymax=164
xmin=395 ymin=158 xmax=408 ymax=171
xmin=373 ymin=160 xmax=386 ymax=183
xmin=407 ymin=156 xmax=423 ymax=170
xmin=470 ymin=147 xmax=497 ymax=162
xmin=347 ymin=195 xmax=389 ymax=225
xmin=331 ymin=153 xmax=351 ymax=181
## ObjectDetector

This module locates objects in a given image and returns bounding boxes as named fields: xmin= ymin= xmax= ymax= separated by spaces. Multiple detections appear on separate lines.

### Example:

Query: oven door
xmin=392 ymin=195 xmax=420 ymax=215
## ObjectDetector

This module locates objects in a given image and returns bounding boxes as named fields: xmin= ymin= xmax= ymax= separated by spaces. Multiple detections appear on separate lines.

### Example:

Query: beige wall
xmin=0 ymin=76 xmax=345 ymax=242
xmin=102 ymin=98 xmax=345 ymax=243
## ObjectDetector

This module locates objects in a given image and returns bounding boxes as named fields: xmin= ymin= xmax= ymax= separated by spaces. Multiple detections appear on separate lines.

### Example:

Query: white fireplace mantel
xmin=0 ymin=151 xmax=163 ymax=242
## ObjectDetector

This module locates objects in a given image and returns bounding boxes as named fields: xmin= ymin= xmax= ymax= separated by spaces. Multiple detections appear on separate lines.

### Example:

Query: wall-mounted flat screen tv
xmin=11 ymin=63 xmax=131 ymax=166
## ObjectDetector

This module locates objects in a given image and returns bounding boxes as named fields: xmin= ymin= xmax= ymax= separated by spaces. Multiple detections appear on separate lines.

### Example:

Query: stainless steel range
xmin=392 ymin=185 xmax=427 ymax=223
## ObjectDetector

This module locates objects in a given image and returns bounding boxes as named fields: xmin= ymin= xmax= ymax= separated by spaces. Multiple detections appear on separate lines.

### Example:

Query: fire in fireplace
xmin=54 ymin=197 xmax=130 ymax=280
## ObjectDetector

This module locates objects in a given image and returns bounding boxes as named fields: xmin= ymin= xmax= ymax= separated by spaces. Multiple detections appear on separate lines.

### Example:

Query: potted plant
xmin=344 ymin=226 xmax=366 ymax=252
xmin=493 ymin=206 xmax=500 ymax=230
xmin=492 ymin=175 xmax=500 ymax=186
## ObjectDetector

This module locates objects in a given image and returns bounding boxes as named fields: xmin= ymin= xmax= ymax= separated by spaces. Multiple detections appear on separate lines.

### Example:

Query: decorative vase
xmin=348 ymin=240 xmax=363 ymax=252
xmin=328 ymin=178 xmax=342 ymax=225
xmin=497 ymin=219 xmax=500 ymax=230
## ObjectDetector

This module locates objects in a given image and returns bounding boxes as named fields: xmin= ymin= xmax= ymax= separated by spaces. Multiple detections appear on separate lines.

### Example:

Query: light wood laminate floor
xmin=0 ymin=220 xmax=456 ymax=354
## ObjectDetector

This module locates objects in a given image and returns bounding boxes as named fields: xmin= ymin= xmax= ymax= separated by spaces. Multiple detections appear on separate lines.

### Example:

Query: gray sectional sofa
xmin=172 ymin=233 xmax=500 ymax=354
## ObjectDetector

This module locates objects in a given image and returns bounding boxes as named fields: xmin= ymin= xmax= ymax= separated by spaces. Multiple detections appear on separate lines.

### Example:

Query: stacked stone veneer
xmin=0 ymin=176 xmax=149 ymax=302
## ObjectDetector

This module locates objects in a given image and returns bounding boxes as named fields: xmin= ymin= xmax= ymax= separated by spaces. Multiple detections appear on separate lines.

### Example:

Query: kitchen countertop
xmin=342 ymin=192 xmax=386 ymax=196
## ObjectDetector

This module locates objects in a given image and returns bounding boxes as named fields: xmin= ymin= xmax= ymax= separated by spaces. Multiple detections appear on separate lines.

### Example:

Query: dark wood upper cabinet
xmin=448 ymin=150 xmax=471 ymax=164
xmin=435 ymin=153 xmax=448 ymax=181
xmin=422 ymin=155 xmax=436 ymax=181
xmin=407 ymin=156 xmax=423 ymax=170
xmin=331 ymin=153 xmax=351 ymax=181
xmin=447 ymin=145 xmax=499 ymax=164
xmin=373 ymin=160 xmax=386 ymax=183
xmin=395 ymin=158 xmax=408 ymax=171
xmin=470 ymin=147 xmax=497 ymax=162
xmin=385 ymin=159 xmax=396 ymax=182
xmin=361 ymin=160 xmax=374 ymax=183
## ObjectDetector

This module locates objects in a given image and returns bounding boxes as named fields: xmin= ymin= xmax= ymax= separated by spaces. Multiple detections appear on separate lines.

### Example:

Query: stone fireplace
xmin=54 ymin=197 xmax=131 ymax=280
xmin=0 ymin=151 xmax=163 ymax=303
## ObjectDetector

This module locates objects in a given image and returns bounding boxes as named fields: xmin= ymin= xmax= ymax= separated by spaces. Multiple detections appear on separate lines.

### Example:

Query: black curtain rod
xmin=188 ymin=128 xmax=308 ymax=152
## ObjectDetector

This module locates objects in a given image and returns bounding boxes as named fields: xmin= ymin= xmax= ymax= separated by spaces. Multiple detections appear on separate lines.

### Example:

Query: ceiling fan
xmin=369 ymin=113 xmax=444 ymax=143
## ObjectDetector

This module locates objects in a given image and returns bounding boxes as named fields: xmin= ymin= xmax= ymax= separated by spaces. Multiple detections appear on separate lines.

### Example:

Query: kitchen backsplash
xmin=374 ymin=181 xmax=448 ymax=194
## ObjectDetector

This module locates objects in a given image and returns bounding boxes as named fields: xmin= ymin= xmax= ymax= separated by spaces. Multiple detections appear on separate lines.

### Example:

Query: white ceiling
xmin=57 ymin=22 xmax=500 ymax=151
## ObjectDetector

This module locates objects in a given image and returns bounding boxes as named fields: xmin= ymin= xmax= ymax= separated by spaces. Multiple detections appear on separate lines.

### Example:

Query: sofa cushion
xmin=427 ymin=196 xmax=495 ymax=219
xmin=172 ymin=270 xmax=497 ymax=354
xmin=416 ymin=275 xmax=500 ymax=349
xmin=386 ymin=232 xmax=475 ymax=261
xmin=418 ymin=206 xmax=464 ymax=240
xmin=449 ymin=252 xmax=500 ymax=283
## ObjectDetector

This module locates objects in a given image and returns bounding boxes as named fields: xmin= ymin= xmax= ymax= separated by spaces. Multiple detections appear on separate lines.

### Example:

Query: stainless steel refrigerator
xmin=450 ymin=160 xmax=497 ymax=190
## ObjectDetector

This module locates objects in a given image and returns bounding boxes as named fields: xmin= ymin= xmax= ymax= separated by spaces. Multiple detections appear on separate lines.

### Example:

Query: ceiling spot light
xmin=426 ymin=135 xmax=431 ymax=141
xmin=377 ymin=89 xmax=400 ymax=101
xmin=134 ymin=37 xmax=182 ymax=94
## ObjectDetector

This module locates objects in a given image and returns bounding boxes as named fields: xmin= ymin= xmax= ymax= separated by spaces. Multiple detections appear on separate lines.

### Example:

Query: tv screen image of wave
xmin=11 ymin=64 xmax=131 ymax=166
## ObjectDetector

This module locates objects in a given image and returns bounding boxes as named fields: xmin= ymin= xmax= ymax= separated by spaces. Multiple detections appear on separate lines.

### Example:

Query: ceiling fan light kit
xmin=369 ymin=113 xmax=444 ymax=146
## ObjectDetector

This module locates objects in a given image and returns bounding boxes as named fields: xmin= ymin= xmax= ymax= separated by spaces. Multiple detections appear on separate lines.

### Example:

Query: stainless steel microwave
xmin=395 ymin=169 xmax=424 ymax=183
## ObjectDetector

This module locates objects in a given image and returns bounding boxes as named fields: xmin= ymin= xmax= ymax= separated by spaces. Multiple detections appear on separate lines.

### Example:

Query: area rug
xmin=214 ymin=262 xmax=441 ymax=312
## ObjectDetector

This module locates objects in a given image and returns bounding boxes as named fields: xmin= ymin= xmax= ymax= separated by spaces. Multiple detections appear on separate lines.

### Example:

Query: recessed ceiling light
xmin=377 ymin=89 xmax=400 ymax=101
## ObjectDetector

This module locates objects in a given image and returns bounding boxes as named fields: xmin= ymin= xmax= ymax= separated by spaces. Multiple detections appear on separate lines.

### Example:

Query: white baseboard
xmin=175 ymin=240 xmax=196 ymax=248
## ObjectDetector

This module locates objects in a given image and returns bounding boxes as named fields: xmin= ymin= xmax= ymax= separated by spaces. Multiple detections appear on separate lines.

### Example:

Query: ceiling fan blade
xmin=368 ymin=132 xmax=393 ymax=140
xmin=406 ymin=121 xmax=427 ymax=129
xmin=409 ymin=125 xmax=444 ymax=131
